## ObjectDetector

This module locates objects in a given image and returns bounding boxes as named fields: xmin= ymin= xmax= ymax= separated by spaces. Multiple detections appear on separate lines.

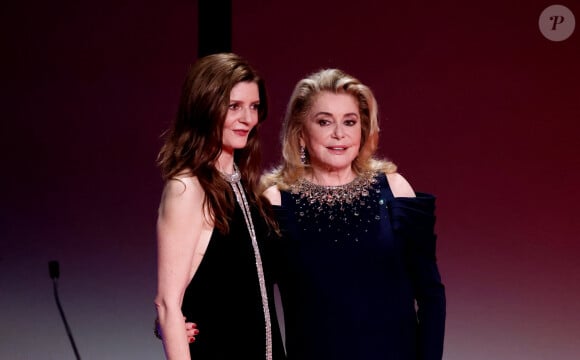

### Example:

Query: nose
xmin=332 ymin=123 xmax=345 ymax=139
xmin=239 ymin=106 xmax=255 ymax=125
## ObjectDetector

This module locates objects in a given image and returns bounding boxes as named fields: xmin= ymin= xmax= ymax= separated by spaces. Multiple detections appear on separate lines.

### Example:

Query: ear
xmin=299 ymin=131 xmax=305 ymax=148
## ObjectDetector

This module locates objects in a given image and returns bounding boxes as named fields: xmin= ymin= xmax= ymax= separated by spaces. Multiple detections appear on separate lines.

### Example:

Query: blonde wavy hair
xmin=262 ymin=68 xmax=396 ymax=190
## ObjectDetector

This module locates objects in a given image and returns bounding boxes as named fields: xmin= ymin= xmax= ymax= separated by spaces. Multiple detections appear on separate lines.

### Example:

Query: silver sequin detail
xmin=223 ymin=164 xmax=272 ymax=360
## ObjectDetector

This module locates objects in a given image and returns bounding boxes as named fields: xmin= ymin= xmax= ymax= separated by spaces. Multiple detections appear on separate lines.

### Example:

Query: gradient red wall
xmin=1 ymin=1 xmax=579 ymax=359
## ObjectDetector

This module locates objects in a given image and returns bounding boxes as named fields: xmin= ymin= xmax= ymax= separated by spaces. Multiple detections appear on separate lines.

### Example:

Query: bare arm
xmin=386 ymin=172 xmax=416 ymax=198
xmin=154 ymin=177 xmax=207 ymax=360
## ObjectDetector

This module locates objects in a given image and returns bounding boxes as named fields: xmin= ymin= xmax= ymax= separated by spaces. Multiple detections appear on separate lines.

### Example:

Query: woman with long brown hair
xmin=154 ymin=53 xmax=284 ymax=360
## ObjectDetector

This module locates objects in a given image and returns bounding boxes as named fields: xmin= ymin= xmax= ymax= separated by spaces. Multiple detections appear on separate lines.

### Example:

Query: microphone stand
xmin=49 ymin=261 xmax=81 ymax=360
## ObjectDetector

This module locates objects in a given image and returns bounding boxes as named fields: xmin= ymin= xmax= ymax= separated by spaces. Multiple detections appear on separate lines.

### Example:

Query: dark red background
xmin=1 ymin=1 xmax=579 ymax=358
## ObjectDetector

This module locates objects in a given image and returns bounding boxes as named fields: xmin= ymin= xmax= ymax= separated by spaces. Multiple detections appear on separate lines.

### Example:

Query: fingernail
xmin=189 ymin=338 xmax=195 ymax=343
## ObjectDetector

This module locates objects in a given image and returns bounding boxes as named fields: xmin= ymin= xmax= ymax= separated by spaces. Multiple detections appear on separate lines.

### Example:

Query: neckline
xmin=298 ymin=176 xmax=360 ymax=189
xmin=290 ymin=172 xmax=378 ymax=206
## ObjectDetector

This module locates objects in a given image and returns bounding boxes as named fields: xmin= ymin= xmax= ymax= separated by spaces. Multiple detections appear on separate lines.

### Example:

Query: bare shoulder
xmin=262 ymin=184 xmax=282 ymax=206
xmin=385 ymin=172 xmax=416 ymax=198
xmin=159 ymin=174 xmax=205 ymax=215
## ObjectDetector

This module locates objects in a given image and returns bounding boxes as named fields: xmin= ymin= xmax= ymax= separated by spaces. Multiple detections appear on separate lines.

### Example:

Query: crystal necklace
xmin=220 ymin=165 xmax=241 ymax=183
xmin=221 ymin=163 xmax=272 ymax=360
xmin=290 ymin=172 xmax=377 ymax=207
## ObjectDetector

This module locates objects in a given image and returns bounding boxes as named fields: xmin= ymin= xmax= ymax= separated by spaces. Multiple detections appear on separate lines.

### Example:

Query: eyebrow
xmin=313 ymin=111 xmax=359 ymax=117
xmin=229 ymin=99 xmax=260 ymax=103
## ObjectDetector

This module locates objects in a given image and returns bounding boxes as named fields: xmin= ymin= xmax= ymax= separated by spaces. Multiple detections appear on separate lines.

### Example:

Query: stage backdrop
xmin=1 ymin=1 xmax=578 ymax=359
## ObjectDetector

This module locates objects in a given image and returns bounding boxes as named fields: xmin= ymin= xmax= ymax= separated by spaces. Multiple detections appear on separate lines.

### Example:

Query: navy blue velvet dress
xmin=273 ymin=173 xmax=445 ymax=360
xmin=181 ymin=202 xmax=285 ymax=360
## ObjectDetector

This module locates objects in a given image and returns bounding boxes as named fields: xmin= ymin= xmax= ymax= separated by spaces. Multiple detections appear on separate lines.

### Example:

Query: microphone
xmin=49 ymin=260 xmax=59 ymax=279
xmin=48 ymin=260 xmax=81 ymax=360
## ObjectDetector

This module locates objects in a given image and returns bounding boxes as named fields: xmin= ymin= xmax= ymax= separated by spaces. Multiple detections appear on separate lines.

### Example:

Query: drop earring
xmin=300 ymin=146 xmax=307 ymax=165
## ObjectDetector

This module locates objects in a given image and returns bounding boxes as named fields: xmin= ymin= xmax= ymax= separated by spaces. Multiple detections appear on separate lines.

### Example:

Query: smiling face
xmin=301 ymin=91 xmax=361 ymax=177
xmin=221 ymin=81 xmax=260 ymax=154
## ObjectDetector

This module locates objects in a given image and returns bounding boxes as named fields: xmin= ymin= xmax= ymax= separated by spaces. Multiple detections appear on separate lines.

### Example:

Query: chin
xmin=327 ymin=158 xmax=357 ymax=169
xmin=319 ymin=162 xmax=354 ymax=172
xmin=224 ymin=140 xmax=248 ymax=150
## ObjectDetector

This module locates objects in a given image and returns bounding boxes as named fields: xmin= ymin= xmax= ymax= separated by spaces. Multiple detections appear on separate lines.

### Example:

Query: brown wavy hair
xmin=157 ymin=53 xmax=274 ymax=234
xmin=263 ymin=68 xmax=396 ymax=189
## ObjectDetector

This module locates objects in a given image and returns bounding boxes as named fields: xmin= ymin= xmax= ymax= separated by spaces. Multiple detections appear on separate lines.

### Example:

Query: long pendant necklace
xmin=222 ymin=164 xmax=272 ymax=360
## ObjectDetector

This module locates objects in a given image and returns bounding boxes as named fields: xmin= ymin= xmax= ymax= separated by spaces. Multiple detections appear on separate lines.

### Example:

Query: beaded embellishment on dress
xmin=288 ymin=172 xmax=384 ymax=243
xmin=290 ymin=173 xmax=378 ymax=207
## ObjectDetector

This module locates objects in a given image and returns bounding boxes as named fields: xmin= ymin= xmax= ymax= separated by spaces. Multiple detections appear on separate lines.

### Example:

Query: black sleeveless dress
xmin=273 ymin=173 xmax=445 ymax=360
xmin=181 ymin=201 xmax=285 ymax=360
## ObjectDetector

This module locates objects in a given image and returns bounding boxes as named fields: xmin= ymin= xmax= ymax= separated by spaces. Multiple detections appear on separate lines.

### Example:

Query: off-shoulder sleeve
xmin=389 ymin=193 xmax=446 ymax=360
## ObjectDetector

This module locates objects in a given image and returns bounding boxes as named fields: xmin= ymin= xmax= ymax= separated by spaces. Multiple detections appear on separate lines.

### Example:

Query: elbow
xmin=154 ymin=295 xmax=183 ymax=321
xmin=154 ymin=294 xmax=164 ymax=310
xmin=154 ymin=296 xmax=171 ymax=319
